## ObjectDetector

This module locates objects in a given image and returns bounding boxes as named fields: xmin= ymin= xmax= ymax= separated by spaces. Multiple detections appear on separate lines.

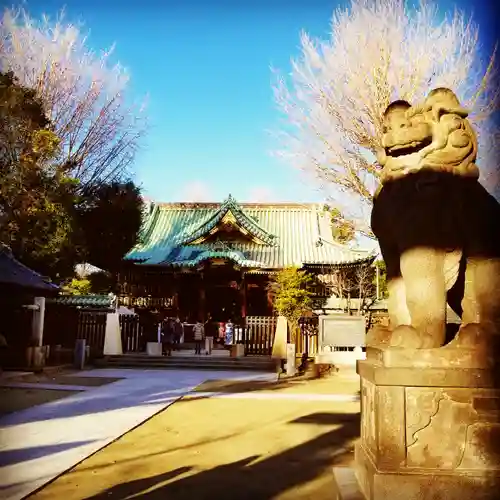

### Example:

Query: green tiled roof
xmin=49 ymin=294 xmax=114 ymax=308
xmin=126 ymin=196 xmax=374 ymax=269
xmin=177 ymin=194 xmax=276 ymax=246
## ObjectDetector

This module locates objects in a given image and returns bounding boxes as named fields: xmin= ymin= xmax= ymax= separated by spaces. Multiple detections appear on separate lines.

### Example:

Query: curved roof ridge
xmin=176 ymin=194 xmax=277 ymax=246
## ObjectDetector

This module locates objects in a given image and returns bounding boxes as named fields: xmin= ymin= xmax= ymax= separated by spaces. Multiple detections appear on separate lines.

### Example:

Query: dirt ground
xmin=0 ymin=368 xmax=122 ymax=417
xmin=31 ymin=373 xmax=360 ymax=500
xmin=0 ymin=387 xmax=81 ymax=417
xmin=3 ymin=368 xmax=122 ymax=387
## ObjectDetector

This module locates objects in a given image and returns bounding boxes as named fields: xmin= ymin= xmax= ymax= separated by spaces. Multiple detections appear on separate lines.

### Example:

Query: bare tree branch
xmin=355 ymin=264 xmax=376 ymax=313
xmin=0 ymin=7 xmax=147 ymax=194
xmin=273 ymin=0 xmax=499 ymax=237
xmin=329 ymin=268 xmax=354 ymax=312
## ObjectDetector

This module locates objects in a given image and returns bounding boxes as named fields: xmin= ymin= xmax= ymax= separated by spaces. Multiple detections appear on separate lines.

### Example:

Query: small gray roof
xmin=0 ymin=246 xmax=59 ymax=294
xmin=48 ymin=294 xmax=115 ymax=308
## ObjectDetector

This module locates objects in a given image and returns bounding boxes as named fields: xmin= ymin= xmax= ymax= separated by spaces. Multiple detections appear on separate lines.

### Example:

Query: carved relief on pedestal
xmin=405 ymin=388 xmax=444 ymax=448
xmin=406 ymin=388 xmax=478 ymax=469
xmin=361 ymin=379 xmax=376 ymax=457
xmin=458 ymin=423 xmax=500 ymax=469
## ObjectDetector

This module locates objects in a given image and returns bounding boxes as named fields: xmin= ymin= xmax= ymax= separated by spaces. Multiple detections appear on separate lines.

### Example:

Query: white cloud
xmin=178 ymin=181 xmax=212 ymax=202
xmin=246 ymin=186 xmax=275 ymax=202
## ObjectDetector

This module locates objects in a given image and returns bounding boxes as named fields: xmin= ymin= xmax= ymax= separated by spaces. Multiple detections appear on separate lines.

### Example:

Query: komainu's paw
xmin=366 ymin=325 xmax=392 ymax=347
xmin=389 ymin=325 xmax=429 ymax=349
xmin=389 ymin=325 xmax=419 ymax=348
xmin=448 ymin=323 xmax=485 ymax=348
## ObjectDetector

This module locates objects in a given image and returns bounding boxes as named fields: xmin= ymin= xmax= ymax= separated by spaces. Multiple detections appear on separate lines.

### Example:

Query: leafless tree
xmin=273 ymin=0 xmax=499 ymax=237
xmin=355 ymin=264 xmax=376 ymax=314
xmin=0 ymin=7 xmax=147 ymax=194
xmin=329 ymin=268 xmax=354 ymax=313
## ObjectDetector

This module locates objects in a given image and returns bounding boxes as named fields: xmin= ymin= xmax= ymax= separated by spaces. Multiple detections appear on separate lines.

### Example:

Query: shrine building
xmin=117 ymin=195 xmax=375 ymax=323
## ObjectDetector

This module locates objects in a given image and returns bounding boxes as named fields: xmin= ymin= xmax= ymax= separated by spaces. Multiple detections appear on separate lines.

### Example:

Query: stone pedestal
xmin=25 ymin=346 xmax=46 ymax=369
xmin=146 ymin=342 xmax=162 ymax=356
xmin=336 ymin=344 xmax=500 ymax=500
xmin=230 ymin=344 xmax=245 ymax=358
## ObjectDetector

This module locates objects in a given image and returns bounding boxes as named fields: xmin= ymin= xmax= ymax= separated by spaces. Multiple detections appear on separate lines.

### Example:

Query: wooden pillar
xmin=199 ymin=271 xmax=206 ymax=321
xmin=266 ymin=275 xmax=274 ymax=315
xmin=240 ymin=273 xmax=247 ymax=320
xmin=172 ymin=272 xmax=179 ymax=311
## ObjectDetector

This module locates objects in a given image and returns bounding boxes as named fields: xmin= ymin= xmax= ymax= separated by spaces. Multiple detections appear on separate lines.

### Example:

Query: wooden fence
xmin=242 ymin=316 xmax=318 ymax=357
xmin=44 ymin=305 xmax=80 ymax=348
xmin=44 ymin=306 xmax=145 ymax=356
xmin=119 ymin=315 xmax=144 ymax=353
xmin=44 ymin=306 xmax=108 ymax=355
xmin=297 ymin=317 xmax=319 ymax=357
xmin=76 ymin=311 xmax=107 ymax=354
xmin=244 ymin=316 xmax=277 ymax=355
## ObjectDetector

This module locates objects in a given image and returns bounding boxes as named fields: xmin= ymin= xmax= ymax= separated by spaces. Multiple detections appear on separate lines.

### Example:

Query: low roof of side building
xmin=0 ymin=245 xmax=59 ymax=295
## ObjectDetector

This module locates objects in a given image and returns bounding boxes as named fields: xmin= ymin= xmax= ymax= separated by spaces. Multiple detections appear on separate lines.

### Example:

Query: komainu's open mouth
xmin=386 ymin=136 xmax=433 ymax=158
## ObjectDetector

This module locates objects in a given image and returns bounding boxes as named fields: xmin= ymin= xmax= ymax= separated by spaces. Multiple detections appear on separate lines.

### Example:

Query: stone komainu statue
xmin=369 ymin=88 xmax=500 ymax=349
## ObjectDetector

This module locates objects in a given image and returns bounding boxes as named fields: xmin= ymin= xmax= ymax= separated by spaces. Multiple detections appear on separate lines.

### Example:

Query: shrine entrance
xmin=206 ymin=282 xmax=240 ymax=322
xmin=202 ymin=261 xmax=243 ymax=323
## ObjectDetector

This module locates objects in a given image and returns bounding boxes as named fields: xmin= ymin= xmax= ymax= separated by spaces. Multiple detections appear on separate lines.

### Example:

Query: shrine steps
xmin=95 ymin=353 xmax=277 ymax=372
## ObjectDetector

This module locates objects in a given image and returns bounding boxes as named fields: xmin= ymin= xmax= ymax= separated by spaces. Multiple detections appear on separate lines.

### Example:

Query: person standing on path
xmin=193 ymin=319 xmax=205 ymax=355
xmin=217 ymin=322 xmax=226 ymax=347
xmin=172 ymin=316 xmax=183 ymax=350
xmin=161 ymin=317 xmax=174 ymax=356
xmin=225 ymin=319 xmax=234 ymax=349
xmin=0 ymin=332 xmax=7 ymax=371
xmin=204 ymin=316 xmax=216 ymax=355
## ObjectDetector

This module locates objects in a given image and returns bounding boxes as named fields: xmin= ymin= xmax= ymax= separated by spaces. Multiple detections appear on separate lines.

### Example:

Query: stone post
xmin=74 ymin=339 xmax=86 ymax=370
xmin=29 ymin=297 xmax=46 ymax=370
xmin=286 ymin=342 xmax=296 ymax=376
xmin=103 ymin=312 xmax=123 ymax=355
xmin=31 ymin=296 xmax=46 ymax=347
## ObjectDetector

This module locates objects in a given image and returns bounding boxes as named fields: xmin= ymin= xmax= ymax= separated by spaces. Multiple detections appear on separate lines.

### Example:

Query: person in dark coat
xmin=161 ymin=317 xmax=174 ymax=356
xmin=0 ymin=332 xmax=7 ymax=371
xmin=172 ymin=316 xmax=183 ymax=350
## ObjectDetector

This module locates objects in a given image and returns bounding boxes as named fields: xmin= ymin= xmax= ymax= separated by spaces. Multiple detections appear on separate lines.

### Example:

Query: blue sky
xmin=26 ymin=0 xmax=498 ymax=204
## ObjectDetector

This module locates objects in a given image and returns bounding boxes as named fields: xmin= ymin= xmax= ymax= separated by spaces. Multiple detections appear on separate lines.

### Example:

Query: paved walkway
xmin=0 ymin=368 xmax=277 ymax=500
xmin=30 ymin=371 xmax=361 ymax=500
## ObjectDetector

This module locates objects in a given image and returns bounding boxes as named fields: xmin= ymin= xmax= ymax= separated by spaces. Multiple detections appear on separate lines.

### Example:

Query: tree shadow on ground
xmin=0 ymin=440 xmax=97 ymax=467
xmin=75 ymin=428 xmax=261 ymax=475
xmin=84 ymin=412 xmax=360 ymax=500
xmin=82 ymin=467 xmax=193 ymax=500
xmin=177 ymin=375 xmax=360 ymax=404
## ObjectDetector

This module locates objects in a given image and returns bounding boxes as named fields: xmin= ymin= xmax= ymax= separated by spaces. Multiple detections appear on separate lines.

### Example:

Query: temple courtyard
xmin=0 ymin=368 xmax=360 ymax=500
